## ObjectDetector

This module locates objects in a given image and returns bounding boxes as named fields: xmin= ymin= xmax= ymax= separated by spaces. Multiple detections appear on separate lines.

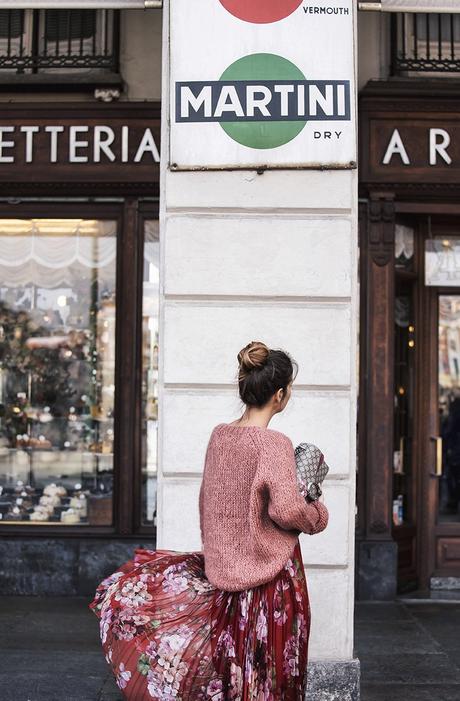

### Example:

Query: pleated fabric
xmin=89 ymin=540 xmax=311 ymax=700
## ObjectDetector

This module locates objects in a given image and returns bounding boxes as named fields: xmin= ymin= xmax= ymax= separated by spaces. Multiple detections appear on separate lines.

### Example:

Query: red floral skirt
xmin=89 ymin=539 xmax=311 ymax=700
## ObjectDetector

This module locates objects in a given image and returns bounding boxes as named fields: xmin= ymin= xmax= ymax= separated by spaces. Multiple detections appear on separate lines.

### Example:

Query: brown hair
xmin=237 ymin=341 xmax=298 ymax=408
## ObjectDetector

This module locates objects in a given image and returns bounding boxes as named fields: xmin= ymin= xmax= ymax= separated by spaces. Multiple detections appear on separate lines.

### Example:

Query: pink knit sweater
xmin=198 ymin=422 xmax=329 ymax=591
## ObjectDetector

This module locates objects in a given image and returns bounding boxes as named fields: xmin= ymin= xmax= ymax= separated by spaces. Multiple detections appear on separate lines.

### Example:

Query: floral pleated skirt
xmin=89 ymin=539 xmax=311 ymax=700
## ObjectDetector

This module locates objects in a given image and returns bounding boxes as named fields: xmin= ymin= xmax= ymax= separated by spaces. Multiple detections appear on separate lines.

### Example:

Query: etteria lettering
xmin=0 ymin=125 xmax=160 ymax=164
xmin=176 ymin=80 xmax=351 ymax=122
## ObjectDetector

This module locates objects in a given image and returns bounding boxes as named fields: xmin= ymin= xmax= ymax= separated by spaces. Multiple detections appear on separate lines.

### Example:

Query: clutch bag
xmin=294 ymin=443 xmax=329 ymax=502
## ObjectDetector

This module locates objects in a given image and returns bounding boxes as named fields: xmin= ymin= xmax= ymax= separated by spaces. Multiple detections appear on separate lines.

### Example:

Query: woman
xmin=89 ymin=340 xmax=329 ymax=700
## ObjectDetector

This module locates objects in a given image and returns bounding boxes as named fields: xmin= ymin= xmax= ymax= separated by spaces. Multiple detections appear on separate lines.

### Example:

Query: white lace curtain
xmin=0 ymin=219 xmax=117 ymax=288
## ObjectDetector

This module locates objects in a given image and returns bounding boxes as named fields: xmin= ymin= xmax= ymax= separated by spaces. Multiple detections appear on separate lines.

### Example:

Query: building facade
xmin=0 ymin=3 xmax=360 ymax=699
xmin=0 ymin=6 xmax=163 ymax=592
xmin=357 ymin=7 xmax=460 ymax=600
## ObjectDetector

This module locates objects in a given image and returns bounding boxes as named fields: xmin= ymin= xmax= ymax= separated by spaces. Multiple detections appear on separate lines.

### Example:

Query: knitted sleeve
xmin=261 ymin=433 xmax=329 ymax=535
xmin=199 ymin=431 xmax=214 ymax=549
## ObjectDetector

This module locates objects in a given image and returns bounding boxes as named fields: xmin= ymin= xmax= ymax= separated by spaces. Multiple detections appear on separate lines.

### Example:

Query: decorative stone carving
xmin=368 ymin=194 xmax=395 ymax=267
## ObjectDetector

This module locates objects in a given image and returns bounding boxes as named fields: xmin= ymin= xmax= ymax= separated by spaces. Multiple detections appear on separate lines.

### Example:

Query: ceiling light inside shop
xmin=0 ymin=219 xmax=114 ymax=237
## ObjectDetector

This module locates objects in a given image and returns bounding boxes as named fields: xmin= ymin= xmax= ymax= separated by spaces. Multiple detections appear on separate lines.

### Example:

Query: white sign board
xmin=169 ymin=0 xmax=356 ymax=170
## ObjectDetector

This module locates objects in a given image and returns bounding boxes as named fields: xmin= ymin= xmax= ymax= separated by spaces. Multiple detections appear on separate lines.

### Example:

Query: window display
xmin=0 ymin=218 xmax=116 ymax=525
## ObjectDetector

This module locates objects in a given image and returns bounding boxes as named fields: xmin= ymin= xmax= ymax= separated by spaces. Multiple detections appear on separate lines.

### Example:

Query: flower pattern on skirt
xmin=89 ymin=540 xmax=311 ymax=700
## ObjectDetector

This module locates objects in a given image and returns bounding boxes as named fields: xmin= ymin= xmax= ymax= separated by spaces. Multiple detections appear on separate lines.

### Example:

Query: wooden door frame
xmin=414 ymin=216 xmax=437 ymax=589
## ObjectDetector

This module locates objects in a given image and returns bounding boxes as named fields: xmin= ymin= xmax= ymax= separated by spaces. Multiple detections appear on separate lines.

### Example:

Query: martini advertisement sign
xmin=170 ymin=0 xmax=355 ymax=170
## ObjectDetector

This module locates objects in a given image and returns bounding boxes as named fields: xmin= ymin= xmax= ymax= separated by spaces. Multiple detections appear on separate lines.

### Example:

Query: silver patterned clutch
xmin=294 ymin=443 xmax=329 ymax=502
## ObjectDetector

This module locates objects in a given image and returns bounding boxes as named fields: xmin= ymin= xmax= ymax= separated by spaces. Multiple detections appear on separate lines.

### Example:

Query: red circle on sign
xmin=219 ymin=0 xmax=302 ymax=24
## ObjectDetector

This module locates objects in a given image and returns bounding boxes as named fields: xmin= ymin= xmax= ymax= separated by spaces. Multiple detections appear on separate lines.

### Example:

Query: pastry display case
xmin=0 ymin=218 xmax=116 ymax=526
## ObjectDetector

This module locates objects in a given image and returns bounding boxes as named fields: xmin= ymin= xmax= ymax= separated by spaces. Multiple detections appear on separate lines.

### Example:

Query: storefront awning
xmin=0 ymin=1 xmax=161 ymax=8
xmin=359 ymin=1 xmax=460 ymax=11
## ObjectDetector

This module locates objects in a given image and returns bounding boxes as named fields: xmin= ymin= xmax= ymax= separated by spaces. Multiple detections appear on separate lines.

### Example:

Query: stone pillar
xmin=157 ymin=1 xmax=360 ymax=698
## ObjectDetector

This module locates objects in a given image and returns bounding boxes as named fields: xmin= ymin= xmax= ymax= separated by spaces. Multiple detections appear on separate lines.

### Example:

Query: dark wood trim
xmin=134 ymin=202 xmax=158 ymax=533
xmin=132 ymin=206 xmax=146 ymax=533
xmin=416 ymin=219 xmax=439 ymax=588
xmin=0 ymin=526 xmax=117 ymax=537
xmin=361 ymin=193 xmax=396 ymax=539
xmin=395 ymin=203 xmax=460 ymax=215
xmin=113 ymin=198 xmax=139 ymax=535
xmin=0 ymin=72 xmax=122 ymax=91
xmin=0 ymin=101 xmax=161 ymax=119
xmin=0 ymin=201 xmax=120 ymax=218
xmin=0 ymin=183 xmax=159 ymax=197
xmin=394 ymin=219 xmax=420 ymax=590
xmin=360 ymin=79 xmax=460 ymax=100
xmin=395 ymin=269 xmax=418 ymax=282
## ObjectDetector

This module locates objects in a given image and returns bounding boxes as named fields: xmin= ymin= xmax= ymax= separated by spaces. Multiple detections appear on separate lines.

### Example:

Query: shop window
xmin=425 ymin=237 xmax=460 ymax=286
xmin=141 ymin=220 xmax=159 ymax=526
xmin=0 ymin=218 xmax=117 ymax=526
xmin=439 ymin=296 xmax=460 ymax=523
xmin=0 ymin=9 xmax=119 ymax=74
xmin=392 ymin=13 xmax=460 ymax=75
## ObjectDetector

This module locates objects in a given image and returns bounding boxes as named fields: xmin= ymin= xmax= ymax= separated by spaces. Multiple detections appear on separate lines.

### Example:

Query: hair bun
xmin=237 ymin=341 xmax=269 ymax=376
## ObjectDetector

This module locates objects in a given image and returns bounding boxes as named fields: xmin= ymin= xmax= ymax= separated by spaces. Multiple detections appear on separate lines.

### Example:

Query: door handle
xmin=430 ymin=436 xmax=443 ymax=476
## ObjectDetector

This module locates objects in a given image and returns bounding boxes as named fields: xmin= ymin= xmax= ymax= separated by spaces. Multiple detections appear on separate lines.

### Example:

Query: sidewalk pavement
xmin=0 ymin=594 xmax=459 ymax=700
xmin=0 ymin=596 xmax=122 ymax=701
xmin=356 ymin=597 xmax=460 ymax=701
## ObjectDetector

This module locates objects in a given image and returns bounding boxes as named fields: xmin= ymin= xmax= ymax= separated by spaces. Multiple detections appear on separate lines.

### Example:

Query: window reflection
xmin=141 ymin=220 xmax=159 ymax=526
xmin=439 ymin=296 xmax=460 ymax=523
xmin=395 ymin=223 xmax=414 ymax=271
xmin=0 ymin=218 xmax=116 ymax=525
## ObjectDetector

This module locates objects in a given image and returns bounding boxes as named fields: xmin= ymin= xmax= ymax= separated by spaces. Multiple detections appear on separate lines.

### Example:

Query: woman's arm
xmin=262 ymin=433 xmax=329 ymax=535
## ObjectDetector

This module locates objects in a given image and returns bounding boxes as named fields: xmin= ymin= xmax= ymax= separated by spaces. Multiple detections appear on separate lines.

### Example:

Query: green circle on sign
xmin=219 ymin=53 xmax=306 ymax=149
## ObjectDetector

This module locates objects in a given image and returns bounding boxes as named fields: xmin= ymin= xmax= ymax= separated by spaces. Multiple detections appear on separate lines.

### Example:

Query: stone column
xmin=157 ymin=1 xmax=360 ymax=698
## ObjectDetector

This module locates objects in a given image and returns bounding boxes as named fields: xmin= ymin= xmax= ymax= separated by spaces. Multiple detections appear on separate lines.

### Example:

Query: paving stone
xmin=0 ymin=649 xmax=108 ymax=676
xmin=354 ymin=601 xmax=413 ymax=622
xmin=99 ymin=674 xmax=123 ymax=700
xmin=0 ymin=673 xmax=106 ymax=701
xmin=361 ymin=683 xmax=460 ymax=701
xmin=359 ymin=652 xmax=460 ymax=684
xmin=0 ymin=595 xmax=91 ymax=614
xmin=5 ymin=614 xmax=101 ymax=651
xmin=0 ymin=596 xmax=101 ymax=653
xmin=354 ymin=619 xmax=441 ymax=655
